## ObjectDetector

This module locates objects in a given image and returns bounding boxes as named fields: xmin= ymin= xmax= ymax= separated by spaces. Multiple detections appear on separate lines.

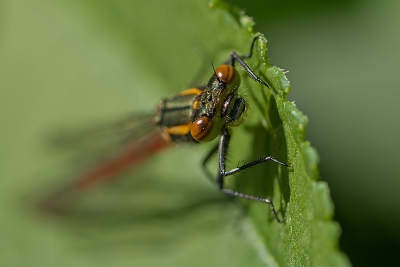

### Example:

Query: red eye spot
xmin=215 ymin=65 xmax=238 ymax=84
xmin=190 ymin=117 xmax=213 ymax=141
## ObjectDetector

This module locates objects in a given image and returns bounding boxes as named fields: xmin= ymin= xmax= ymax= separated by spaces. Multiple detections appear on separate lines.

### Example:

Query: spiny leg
xmin=201 ymin=143 xmax=218 ymax=183
xmin=227 ymin=35 xmax=269 ymax=88
xmin=217 ymin=126 xmax=288 ymax=223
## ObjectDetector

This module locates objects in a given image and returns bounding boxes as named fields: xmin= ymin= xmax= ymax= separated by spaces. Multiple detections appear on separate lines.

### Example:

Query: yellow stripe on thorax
xmin=165 ymin=123 xmax=192 ymax=136
xmin=179 ymin=87 xmax=203 ymax=96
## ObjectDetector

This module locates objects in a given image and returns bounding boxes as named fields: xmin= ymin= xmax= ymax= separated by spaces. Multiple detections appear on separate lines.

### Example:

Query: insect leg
xmin=217 ymin=126 xmax=288 ymax=223
xmin=201 ymin=143 xmax=218 ymax=183
xmin=228 ymin=36 xmax=269 ymax=88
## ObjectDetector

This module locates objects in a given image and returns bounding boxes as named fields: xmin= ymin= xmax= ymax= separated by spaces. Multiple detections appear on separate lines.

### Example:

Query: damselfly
xmin=44 ymin=36 xmax=289 ymax=222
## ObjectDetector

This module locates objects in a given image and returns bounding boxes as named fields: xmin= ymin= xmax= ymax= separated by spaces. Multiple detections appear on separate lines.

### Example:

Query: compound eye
xmin=215 ymin=65 xmax=240 ymax=87
xmin=190 ymin=116 xmax=215 ymax=142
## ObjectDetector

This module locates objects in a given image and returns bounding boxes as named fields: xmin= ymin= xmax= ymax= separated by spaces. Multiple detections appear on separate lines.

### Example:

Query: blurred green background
xmin=229 ymin=0 xmax=400 ymax=266
xmin=1 ymin=0 xmax=399 ymax=266
xmin=1 ymin=1 xmax=300 ymax=267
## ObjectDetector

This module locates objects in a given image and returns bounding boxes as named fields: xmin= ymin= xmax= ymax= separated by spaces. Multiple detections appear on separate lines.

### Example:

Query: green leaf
xmin=210 ymin=1 xmax=350 ymax=266
xmin=0 ymin=0 xmax=350 ymax=266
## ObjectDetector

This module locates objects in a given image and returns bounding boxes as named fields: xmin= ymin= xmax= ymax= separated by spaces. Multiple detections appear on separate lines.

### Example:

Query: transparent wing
xmin=40 ymin=112 xmax=171 ymax=212
xmin=48 ymin=113 xmax=156 ymax=156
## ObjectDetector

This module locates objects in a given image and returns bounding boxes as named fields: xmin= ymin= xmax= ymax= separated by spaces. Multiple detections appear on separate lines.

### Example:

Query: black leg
xmin=228 ymin=36 xmax=269 ymax=88
xmin=201 ymin=143 xmax=218 ymax=183
xmin=239 ymin=35 xmax=259 ymax=60
xmin=217 ymin=126 xmax=288 ymax=223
